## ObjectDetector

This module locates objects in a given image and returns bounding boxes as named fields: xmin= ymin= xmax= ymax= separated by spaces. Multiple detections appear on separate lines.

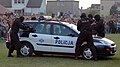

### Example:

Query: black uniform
xmin=94 ymin=15 xmax=105 ymax=37
xmin=8 ymin=17 xmax=31 ymax=57
xmin=88 ymin=14 xmax=97 ymax=35
xmin=75 ymin=13 xmax=97 ymax=60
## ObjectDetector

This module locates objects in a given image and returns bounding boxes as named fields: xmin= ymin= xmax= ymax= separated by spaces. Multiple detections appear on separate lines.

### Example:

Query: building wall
xmin=47 ymin=1 xmax=79 ymax=17
xmin=73 ymin=2 xmax=80 ymax=15
xmin=25 ymin=0 xmax=46 ymax=15
xmin=47 ymin=0 xmax=76 ymax=1
xmin=12 ymin=0 xmax=28 ymax=10
xmin=25 ymin=0 xmax=47 ymax=15
xmin=100 ymin=0 xmax=120 ymax=17
xmin=11 ymin=0 xmax=47 ymax=15
xmin=39 ymin=0 xmax=46 ymax=14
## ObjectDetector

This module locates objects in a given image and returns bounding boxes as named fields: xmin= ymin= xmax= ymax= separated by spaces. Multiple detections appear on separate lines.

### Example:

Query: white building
xmin=47 ymin=0 xmax=80 ymax=17
xmin=0 ymin=0 xmax=47 ymax=15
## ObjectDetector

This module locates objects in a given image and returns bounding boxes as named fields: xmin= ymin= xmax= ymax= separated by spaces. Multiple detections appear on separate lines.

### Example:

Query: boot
xmin=8 ymin=54 xmax=14 ymax=57
xmin=74 ymin=56 xmax=78 ymax=60
xmin=17 ymin=54 xmax=23 ymax=58
xmin=74 ymin=54 xmax=79 ymax=60
xmin=8 ymin=52 xmax=13 ymax=57
xmin=94 ymin=57 xmax=98 ymax=61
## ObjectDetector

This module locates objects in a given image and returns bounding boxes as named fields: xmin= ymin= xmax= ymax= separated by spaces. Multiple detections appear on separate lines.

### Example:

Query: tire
xmin=82 ymin=46 xmax=94 ymax=60
xmin=20 ymin=42 xmax=33 ymax=57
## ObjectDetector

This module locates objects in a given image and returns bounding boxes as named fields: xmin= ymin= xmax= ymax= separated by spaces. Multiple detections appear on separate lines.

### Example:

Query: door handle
xmin=32 ymin=34 xmax=38 ymax=37
xmin=54 ymin=37 xmax=60 ymax=39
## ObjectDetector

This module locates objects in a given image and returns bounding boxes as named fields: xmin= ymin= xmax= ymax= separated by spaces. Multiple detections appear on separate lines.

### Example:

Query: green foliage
xmin=104 ymin=15 xmax=112 ymax=21
xmin=86 ymin=8 xmax=100 ymax=16
xmin=89 ymin=10 xmax=100 ymax=16
xmin=0 ymin=34 xmax=120 ymax=67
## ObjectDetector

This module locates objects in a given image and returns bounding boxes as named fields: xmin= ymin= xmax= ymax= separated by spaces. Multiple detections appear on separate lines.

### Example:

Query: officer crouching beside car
xmin=75 ymin=13 xmax=98 ymax=61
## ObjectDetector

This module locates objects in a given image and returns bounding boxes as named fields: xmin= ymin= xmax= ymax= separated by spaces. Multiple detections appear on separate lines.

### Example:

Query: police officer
xmin=75 ymin=13 xmax=98 ymax=60
xmin=88 ymin=14 xmax=97 ymax=36
xmin=94 ymin=15 xmax=105 ymax=38
xmin=8 ymin=16 xmax=32 ymax=57
xmin=38 ymin=16 xmax=46 ymax=22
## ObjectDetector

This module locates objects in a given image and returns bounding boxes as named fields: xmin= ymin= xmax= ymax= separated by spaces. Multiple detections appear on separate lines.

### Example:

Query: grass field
xmin=0 ymin=34 xmax=120 ymax=67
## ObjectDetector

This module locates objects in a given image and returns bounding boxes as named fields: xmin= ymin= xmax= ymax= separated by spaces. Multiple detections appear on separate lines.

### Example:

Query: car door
xmin=29 ymin=23 xmax=52 ymax=52
xmin=51 ymin=24 xmax=78 ymax=53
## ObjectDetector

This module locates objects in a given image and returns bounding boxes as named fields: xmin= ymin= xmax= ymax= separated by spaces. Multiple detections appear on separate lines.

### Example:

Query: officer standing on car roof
xmin=75 ymin=13 xmax=98 ymax=61
xmin=8 ymin=16 xmax=32 ymax=57
xmin=94 ymin=14 xmax=105 ymax=38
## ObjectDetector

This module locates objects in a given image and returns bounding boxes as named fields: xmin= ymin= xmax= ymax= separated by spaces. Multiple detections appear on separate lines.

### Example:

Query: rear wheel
xmin=82 ymin=46 xmax=94 ymax=60
xmin=20 ymin=43 xmax=33 ymax=57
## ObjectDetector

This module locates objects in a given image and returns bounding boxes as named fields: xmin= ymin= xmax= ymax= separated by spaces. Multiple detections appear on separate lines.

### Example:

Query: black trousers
xmin=8 ymin=32 xmax=21 ymax=55
xmin=75 ymin=33 xmax=97 ymax=58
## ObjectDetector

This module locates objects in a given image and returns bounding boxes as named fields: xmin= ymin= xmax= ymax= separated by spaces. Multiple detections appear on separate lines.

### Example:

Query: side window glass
xmin=61 ymin=25 xmax=76 ymax=36
xmin=53 ymin=25 xmax=61 ymax=35
xmin=35 ymin=23 xmax=51 ymax=34
xmin=44 ymin=24 xmax=51 ymax=34
xmin=35 ymin=24 xmax=44 ymax=34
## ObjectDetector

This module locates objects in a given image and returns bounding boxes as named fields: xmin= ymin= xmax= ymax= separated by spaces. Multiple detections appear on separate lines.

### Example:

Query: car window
xmin=53 ymin=25 xmax=61 ymax=35
xmin=44 ymin=24 xmax=51 ymax=34
xmin=35 ymin=24 xmax=44 ymax=33
xmin=25 ymin=22 xmax=35 ymax=28
xmin=61 ymin=25 xmax=76 ymax=36
xmin=53 ymin=24 xmax=77 ymax=36
xmin=35 ymin=23 xmax=51 ymax=34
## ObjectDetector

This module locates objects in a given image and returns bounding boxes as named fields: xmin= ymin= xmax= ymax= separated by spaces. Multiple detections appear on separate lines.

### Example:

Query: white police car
xmin=6 ymin=20 xmax=117 ymax=60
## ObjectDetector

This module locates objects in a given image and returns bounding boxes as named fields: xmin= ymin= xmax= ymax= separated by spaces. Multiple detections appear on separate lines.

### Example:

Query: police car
xmin=6 ymin=20 xmax=117 ymax=60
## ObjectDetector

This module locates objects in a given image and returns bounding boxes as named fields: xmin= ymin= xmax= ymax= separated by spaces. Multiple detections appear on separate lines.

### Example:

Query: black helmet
xmin=19 ymin=16 xmax=25 ymax=22
xmin=88 ymin=14 xmax=93 ymax=19
xmin=39 ymin=16 xmax=45 ymax=20
xmin=80 ymin=13 xmax=86 ymax=18
xmin=94 ymin=14 xmax=100 ymax=21
xmin=31 ymin=17 xmax=37 ymax=20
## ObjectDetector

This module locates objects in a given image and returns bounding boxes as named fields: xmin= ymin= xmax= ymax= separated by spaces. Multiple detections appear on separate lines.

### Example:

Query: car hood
xmin=94 ymin=37 xmax=115 ymax=45
xmin=101 ymin=38 xmax=115 ymax=44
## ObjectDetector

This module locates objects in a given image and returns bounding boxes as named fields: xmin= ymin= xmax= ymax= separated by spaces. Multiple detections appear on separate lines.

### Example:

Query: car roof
xmin=24 ymin=20 xmax=70 ymax=25
xmin=24 ymin=20 xmax=39 ymax=22
xmin=24 ymin=20 xmax=79 ymax=33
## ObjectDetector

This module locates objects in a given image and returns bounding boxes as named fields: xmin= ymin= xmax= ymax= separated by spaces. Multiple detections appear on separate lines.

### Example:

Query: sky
xmin=77 ymin=0 xmax=100 ymax=9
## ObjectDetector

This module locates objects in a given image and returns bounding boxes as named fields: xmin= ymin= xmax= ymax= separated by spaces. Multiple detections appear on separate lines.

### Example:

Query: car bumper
xmin=97 ymin=44 xmax=117 ymax=56
xmin=104 ymin=45 xmax=116 ymax=56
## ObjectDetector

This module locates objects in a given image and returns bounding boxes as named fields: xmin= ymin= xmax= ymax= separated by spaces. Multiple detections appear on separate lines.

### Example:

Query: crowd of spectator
xmin=104 ymin=20 xmax=120 ymax=34
xmin=0 ymin=13 xmax=120 ymax=39
xmin=0 ymin=13 xmax=79 ymax=39
xmin=0 ymin=14 xmax=13 ymax=39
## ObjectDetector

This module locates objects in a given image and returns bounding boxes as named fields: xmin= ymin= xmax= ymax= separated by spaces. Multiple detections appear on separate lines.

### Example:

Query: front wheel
xmin=82 ymin=46 xmax=94 ymax=60
xmin=20 ymin=42 xmax=33 ymax=57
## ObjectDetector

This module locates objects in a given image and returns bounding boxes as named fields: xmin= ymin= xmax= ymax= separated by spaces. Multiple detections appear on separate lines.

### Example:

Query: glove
xmin=29 ymin=27 xmax=35 ymax=32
